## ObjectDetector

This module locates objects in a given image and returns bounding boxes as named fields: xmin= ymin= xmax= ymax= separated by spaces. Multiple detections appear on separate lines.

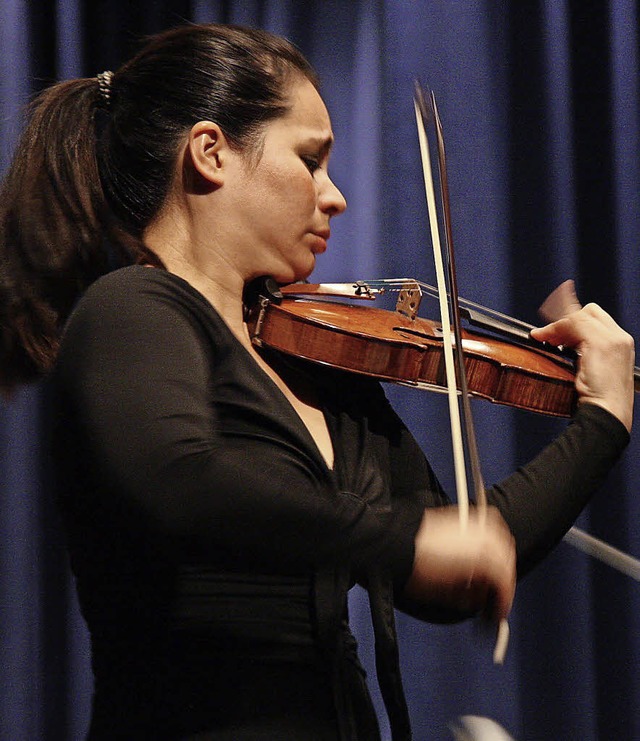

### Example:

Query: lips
xmin=311 ymin=229 xmax=330 ymax=253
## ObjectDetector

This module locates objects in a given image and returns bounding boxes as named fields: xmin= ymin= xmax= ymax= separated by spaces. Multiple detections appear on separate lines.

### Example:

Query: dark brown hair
xmin=0 ymin=23 xmax=318 ymax=389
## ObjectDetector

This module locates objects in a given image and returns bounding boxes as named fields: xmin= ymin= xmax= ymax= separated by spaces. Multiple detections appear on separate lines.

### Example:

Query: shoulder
xmin=58 ymin=266 xmax=229 ymax=367
xmin=55 ymin=267 xmax=225 ymax=391
xmin=76 ymin=265 xmax=209 ymax=313
xmin=64 ymin=265 xmax=220 ymax=336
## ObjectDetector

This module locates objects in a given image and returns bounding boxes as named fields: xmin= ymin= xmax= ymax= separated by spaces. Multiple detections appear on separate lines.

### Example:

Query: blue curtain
xmin=1 ymin=1 xmax=639 ymax=739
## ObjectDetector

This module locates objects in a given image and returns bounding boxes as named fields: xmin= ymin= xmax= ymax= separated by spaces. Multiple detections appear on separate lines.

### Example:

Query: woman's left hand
xmin=531 ymin=284 xmax=635 ymax=433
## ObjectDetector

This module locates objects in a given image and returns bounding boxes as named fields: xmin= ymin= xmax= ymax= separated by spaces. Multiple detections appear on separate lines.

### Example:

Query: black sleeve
xmin=380 ymin=391 xmax=628 ymax=581
xmin=487 ymin=403 xmax=629 ymax=575
xmin=381 ymin=394 xmax=628 ymax=619
xmin=52 ymin=269 xmax=415 ymax=578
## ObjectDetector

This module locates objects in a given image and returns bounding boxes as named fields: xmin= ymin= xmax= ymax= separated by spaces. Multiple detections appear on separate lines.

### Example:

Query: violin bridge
xmin=395 ymin=280 xmax=422 ymax=320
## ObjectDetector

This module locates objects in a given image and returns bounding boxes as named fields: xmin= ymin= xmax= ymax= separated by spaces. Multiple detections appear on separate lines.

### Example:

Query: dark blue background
xmin=2 ymin=2 xmax=639 ymax=739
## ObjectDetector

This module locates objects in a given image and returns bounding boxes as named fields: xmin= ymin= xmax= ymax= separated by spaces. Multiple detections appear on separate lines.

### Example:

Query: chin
xmin=273 ymin=261 xmax=315 ymax=286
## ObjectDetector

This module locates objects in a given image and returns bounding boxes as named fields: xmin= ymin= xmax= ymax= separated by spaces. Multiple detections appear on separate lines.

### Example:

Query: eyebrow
xmin=307 ymin=135 xmax=334 ymax=156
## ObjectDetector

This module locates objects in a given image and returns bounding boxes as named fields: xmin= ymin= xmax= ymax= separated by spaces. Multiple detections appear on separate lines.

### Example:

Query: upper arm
xmin=53 ymin=271 xmax=417 ymax=575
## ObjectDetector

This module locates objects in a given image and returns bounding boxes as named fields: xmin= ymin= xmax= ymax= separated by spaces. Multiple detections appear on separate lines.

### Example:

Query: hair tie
xmin=96 ymin=71 xmax=114 ymax=108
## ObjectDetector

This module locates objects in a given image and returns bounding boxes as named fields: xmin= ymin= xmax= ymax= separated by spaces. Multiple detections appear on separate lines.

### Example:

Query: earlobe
xmin=187 ymin=121 xmax=228 ymax=187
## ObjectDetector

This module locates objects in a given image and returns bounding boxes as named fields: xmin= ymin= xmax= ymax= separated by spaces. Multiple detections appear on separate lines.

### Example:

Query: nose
xmin=319 ymin=174 xmax=347 ymax=217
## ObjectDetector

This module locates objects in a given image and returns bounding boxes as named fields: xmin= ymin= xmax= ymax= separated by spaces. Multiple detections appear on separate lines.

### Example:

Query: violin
xmin=248 ymin=82 xmax=640 ymax=421
xmin=247 ymin=276 xmax=640 ymax=418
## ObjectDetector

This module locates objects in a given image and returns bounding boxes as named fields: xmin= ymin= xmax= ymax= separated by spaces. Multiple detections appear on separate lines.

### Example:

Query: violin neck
xmin=462 ymin=306 xmax=573 ymax=361
xmin=462 ymin=306 xmax=532 ymax=343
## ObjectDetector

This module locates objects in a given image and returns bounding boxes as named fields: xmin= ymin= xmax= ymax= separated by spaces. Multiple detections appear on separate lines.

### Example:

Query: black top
xmin=51 ymin=266 xmax=629 ymax=740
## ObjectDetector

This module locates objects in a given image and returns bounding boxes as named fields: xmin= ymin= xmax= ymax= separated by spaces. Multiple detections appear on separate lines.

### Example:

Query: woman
xmin=0 ymin=23 xmax=633 ymax=740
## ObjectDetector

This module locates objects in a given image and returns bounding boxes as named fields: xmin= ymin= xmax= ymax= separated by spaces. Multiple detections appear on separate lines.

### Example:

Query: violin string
xmin=360 ymin=278 xmax=536 ymax=332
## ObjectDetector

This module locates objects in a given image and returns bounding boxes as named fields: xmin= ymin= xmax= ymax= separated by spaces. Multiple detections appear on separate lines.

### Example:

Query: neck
xmin=144 ymin=211 xmax=250 ymax=344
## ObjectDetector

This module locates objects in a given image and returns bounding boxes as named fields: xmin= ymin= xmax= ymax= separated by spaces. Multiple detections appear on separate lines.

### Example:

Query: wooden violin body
xmin=248 ymin=290 xmax=577 ymax=417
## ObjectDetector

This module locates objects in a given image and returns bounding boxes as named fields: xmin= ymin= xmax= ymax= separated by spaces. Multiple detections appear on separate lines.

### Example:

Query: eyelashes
xmin=301 ymin=156 xmax=321 ymax=174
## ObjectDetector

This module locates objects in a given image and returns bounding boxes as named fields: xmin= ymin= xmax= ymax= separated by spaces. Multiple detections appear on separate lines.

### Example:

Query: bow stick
xmin=413 ymin=84 xmax=510 ymax=663
xmin=429 ymin=89 xmax=487 ymax=515
xmin=413 ymin=88 xmax=470 ymax=525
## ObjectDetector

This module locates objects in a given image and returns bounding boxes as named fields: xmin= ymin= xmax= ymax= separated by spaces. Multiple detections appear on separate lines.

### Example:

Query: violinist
xmin=0 ymin=23 xmax=633 ymax=741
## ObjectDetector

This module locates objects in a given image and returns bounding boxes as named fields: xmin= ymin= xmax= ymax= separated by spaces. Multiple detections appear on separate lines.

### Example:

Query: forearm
xmin=487 ymin=403 xmax=629 ymax=575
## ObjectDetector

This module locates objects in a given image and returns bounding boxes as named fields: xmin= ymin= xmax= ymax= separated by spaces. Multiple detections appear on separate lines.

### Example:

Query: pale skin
xmin=534 ymin=279 xmax=635 ymax=434
xmin=144 ymin=76 xmax=634 ymax=626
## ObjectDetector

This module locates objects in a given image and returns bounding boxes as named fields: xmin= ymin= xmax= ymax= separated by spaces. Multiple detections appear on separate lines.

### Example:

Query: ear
xmin=186 ymin=121 xmax=231 ymax=187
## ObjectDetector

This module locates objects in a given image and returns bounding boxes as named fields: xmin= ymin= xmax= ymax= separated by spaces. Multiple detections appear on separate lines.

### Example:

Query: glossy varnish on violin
xmin=248 ymin=297 xmax=577 ymax=417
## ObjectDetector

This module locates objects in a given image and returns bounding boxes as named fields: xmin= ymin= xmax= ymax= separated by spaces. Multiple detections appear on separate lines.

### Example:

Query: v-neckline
xmin=145 ymin=266 xmax=337 ymax=473
xmin=243 ymin=344 xmax=337 ymax=473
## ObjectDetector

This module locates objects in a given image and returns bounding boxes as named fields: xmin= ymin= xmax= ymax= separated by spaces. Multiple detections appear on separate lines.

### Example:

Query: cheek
xmin=261 ymin=166 xmax=299 ymax=209
xmin=255 ymin=160 xmax=317 ymax=225
xmin=286 ymin=172 xmax=317 ymax=212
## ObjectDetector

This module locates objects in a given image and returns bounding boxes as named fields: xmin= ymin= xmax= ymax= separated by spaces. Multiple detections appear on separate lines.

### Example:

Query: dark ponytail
xmin=0 ymin=23 xmax=317 ymax=390
xmin=0 ymin=78 xmax=134 ymax=389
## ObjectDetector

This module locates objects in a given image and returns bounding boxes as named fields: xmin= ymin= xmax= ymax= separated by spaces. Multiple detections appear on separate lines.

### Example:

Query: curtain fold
xmin=1 ymin=2 xmax=638 ymax=739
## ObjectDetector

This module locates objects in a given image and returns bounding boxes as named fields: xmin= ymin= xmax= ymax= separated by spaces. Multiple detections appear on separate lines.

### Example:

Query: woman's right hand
xmin=403 ymin=505 xmax=516 ymax=624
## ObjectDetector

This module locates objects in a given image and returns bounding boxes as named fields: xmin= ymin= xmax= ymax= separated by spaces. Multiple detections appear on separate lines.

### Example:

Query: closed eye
xmin=302 ymin=156 xmax=321 ymax=174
